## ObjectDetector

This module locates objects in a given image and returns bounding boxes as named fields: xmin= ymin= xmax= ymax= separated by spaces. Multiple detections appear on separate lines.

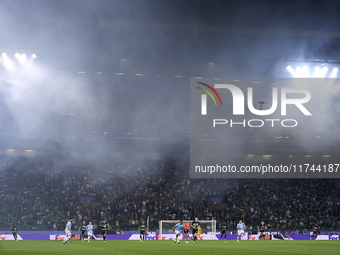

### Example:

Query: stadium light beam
xmin=286 ymin=66 xmax=295 ymax=76
xmin=15 ymin=53 xmax=27 ymax=65
xmin=297 ymin=66 xmax=309 ymax=78
xmin=330 ymin=68 xmax=338 ymax=78
xmin=314 ymin=67 xmax=328 ymax=78
xmin=313 ymin=66 xmax=321 ymax=78
xmin=26 ymin=53 xmax=37 ymax=65
xmin=1 ymin=52 xmax=15 ymax=71
xmin=293 ymin=65 xmax=309 ymax=78
xmin=295 ymin=66 xmax=302 ymax=78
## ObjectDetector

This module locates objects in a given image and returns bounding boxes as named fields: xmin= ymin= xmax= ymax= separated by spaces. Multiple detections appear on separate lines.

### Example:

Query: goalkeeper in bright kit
xmin=63 ymin=218 xmax=73 ymax=244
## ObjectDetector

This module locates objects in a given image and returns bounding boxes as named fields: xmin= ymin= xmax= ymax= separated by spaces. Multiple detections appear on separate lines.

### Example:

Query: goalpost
xmin=159 ymin=220 xmax=217 ymax=240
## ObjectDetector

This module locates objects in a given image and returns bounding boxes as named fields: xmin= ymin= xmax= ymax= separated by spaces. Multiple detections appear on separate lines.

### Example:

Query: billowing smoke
xmin=0 ymin=0 xmax=340 ymax=171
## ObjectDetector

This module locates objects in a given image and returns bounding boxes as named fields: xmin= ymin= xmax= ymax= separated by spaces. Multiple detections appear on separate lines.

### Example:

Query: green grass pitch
xmin=0 ymin=240 xmax=339 ymax=255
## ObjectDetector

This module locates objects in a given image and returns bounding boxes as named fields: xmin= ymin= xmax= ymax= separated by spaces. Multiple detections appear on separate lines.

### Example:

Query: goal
xmin=159 ymin=220 xmax=217 ymax=239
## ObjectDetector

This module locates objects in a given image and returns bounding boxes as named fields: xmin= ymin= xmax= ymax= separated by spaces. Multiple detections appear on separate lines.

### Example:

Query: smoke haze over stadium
xmin=1 ymin=0 xmax=340 ymax=154
xmin=0 ymin=1 xmax=339 ymax=249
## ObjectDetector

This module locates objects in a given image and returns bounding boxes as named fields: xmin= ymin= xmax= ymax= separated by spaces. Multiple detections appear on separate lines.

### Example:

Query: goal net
xmin=159 ymin=220 xmax=217 ymax=240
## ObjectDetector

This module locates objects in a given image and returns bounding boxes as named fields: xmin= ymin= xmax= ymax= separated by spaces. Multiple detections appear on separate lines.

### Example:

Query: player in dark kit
xmin=101 ymin=219 xmax=110 ymax=242
xmin=12 ymin=224 xmax=18 ymax=242
xmin=78 ymin=221 xmax=87 ymax=241
xmin=191 ymin=217 xmax=200 ymax=243
xmin=139 ymin=220 xmax=146 ymax=242
xmin=221 ymin=222 xmax=227 ymax=240
xmin=257 ymin=221 xmax=267 ymax=240
xmin=311 ymin=223 xmax=319 ymax=240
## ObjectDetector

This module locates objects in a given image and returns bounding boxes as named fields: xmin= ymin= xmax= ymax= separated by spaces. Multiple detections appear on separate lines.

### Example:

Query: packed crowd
xmin=0 ymin=155 xmax=339 ymax=232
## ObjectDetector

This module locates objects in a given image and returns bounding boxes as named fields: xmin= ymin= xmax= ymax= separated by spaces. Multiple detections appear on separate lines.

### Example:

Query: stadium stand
xmin=0 ymin=155 xmax=339 ymax=232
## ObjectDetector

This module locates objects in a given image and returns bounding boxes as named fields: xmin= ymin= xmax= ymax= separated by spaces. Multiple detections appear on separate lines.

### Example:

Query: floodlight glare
xmin=1 ymin=52 xmax=15 ymax=70
xmin=286 ymin=66 xmax=296 ymax=76
xmin=330 ymin=67 xmax=338 ymax=78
